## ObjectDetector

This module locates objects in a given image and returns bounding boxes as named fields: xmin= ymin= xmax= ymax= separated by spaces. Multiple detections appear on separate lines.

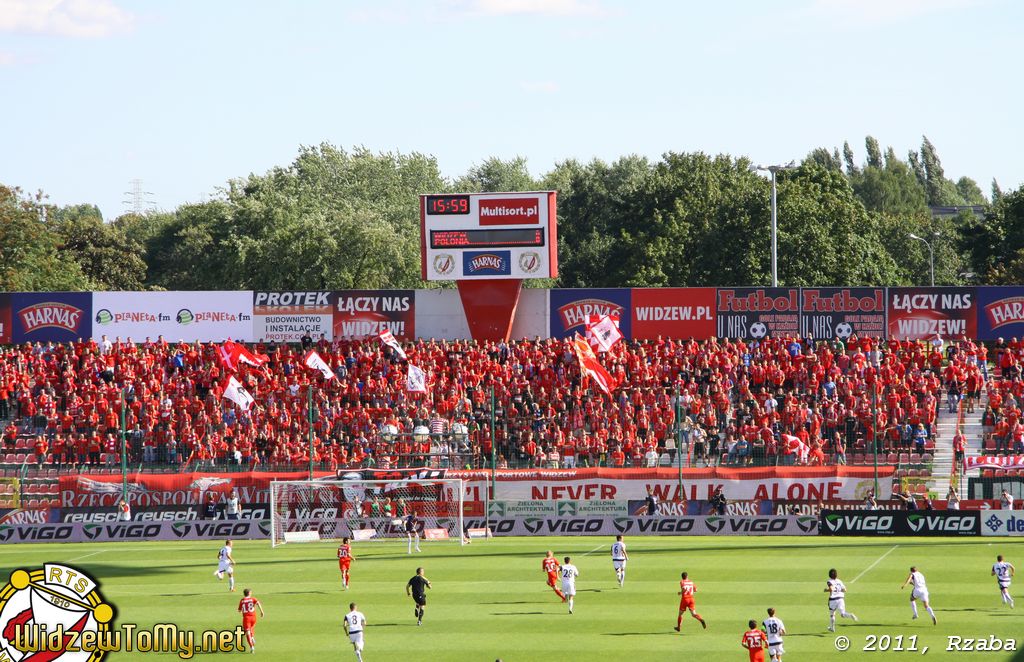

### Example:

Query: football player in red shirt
xmin=742 ymin=619 xmax=768 ymax=662
xmin=237 ymin=588 xmax=265 ymax=653
xmin=675 ymin=571 xmax=707 ymax=631
xmin=542 ymin=551 xmax=566 ymax=602
xmin=338 ymin=537 xmax=354 ymax=590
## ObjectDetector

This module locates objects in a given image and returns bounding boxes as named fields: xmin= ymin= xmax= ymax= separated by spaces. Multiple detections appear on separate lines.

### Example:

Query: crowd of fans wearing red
xmin=0 ymin=333 xmax=989 ymax=472
xmin=977 ymin=338 xmax=1024 ymax=457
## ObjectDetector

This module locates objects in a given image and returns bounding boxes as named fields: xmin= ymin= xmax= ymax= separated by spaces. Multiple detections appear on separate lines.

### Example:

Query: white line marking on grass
xmin=850 ymin=545 xmax=898 ymax=584
xmin=68 ymin=550 xmax=106 ymax=563
xmin=581 ymin=544 xmax=605 ymax=557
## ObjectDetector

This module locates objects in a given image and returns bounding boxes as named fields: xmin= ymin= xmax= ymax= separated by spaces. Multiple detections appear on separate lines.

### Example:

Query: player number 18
xmin=864 ymin=635 xmax=919 ymax=652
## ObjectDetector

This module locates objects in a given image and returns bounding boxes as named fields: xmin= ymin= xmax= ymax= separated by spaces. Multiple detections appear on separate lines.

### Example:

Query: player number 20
xmin=864 ymin=635 xmax=918 ymax=652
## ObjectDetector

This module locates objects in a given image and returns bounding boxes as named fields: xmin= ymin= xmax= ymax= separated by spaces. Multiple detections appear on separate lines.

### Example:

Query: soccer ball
xmin=749 ymin=322 xmax=768 ymax=339
xmin=834 ymin=322 xmax=854 ymax=339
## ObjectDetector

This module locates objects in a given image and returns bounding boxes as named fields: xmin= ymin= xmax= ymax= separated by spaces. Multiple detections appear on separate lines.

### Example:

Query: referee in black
xmin=406 ymin=567 xmax=432 ymax=626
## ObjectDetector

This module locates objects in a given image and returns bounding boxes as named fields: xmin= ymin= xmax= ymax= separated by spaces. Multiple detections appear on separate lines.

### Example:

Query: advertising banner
xmin=549 ymin=289 xmax=632 ymax=339
xmin=0 ymin=293 xmax=11 ymax=344
xmin=977 ymin=287 xmax=1024 ymax=340
xmin=451 ymin=466 xmax=891 ymax=502
xmin=11 ymin=292 xmax=92 ymax=343
xmin=333 ymin=290 xmax=414 ymax=339
xmin=0 ymin=520 xmax=271 ymax=544
xmin=91 ymin=291 xmax=254 ymax=342
xmin=800 ymin=288 xmax=886 ymax=340
xmin=715 ymin=288 xmax=800 ymax=339
xmin=57 ymin=504 xmax=270 ymax=523
xmin=252 ymin=291 xmax=333 ymax=342
xmin=460 ymin=515 xmax=819 ymax=537
xmin=980 ymin=510 xmax=1024 ymax=536
xmin=819 ymin=510 xmax=981 ymax=536
xmin=486 ymin=500 xmax=630 ymax=518
xmin=59 ymin=471 xmax=334 ymax=508
xmin=887 ymin=287 xmax=977 ymax=341
xmin=631 ymin=288 xmax=716 ymax=340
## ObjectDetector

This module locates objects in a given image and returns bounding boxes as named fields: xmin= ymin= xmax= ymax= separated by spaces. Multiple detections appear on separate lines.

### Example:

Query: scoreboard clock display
xmin=420 ymin=191 xmax=558 ymax=281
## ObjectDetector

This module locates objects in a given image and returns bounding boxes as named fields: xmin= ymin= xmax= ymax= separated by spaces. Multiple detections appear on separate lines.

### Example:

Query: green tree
xmin=865 ymin=136 xmax=883 ymax=169
xmin=455 ymin=156 xmax=538 ymax=193
xmin=955 ymin=176 xmax=986 ymax=205
xmin=51 ymin=204 xmax=148 ymax=290
xmin=0 ymin=185 xmax=90 ymax=291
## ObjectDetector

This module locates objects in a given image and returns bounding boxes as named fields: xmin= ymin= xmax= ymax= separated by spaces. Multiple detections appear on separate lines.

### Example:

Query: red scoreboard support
xmin=421 ymin=191 xmax=557 ymax=341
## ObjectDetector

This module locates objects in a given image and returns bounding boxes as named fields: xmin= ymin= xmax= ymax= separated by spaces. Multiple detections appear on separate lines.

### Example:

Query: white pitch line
xmin=68 ymin=550 xmax=106 ymax=563
xmin=581 ymin=543 xmax=606 ymax=557
xmin=850 ymin=545 xmax=898 ymax=584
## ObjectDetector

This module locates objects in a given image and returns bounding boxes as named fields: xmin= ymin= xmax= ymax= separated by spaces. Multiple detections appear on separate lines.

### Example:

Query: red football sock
xmin=677 ymin=615 xmax=683 ymax=627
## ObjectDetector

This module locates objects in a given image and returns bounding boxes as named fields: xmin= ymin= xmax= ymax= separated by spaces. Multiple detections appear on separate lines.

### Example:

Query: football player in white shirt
xmin=611 ymin=535 xmax=629 ymax=587
xmin=343 ymin=602 xmax=367 ymax=662
xmin=824 ymin=568 xmax=857 ymax=632
xmin=214 ymin=539 xmax=236 ymax=592
xmin=762 ymin=607 xmax=786 ymax=662
xmin=561 ymin=556 xmax=580 ymax=614
xmin=901 ymin=566 xmax=936 ymax=624
xmin=992 ymin=555 xmax=1015 ymax=608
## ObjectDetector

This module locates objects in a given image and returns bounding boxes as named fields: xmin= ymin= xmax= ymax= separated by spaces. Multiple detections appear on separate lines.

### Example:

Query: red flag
xmin=572 ymin=335 xmax=619 ymax=396
xmin=218 ymin=340 xmax=268 ymax=371
xmin=303 ymin=349 xmax=335 ymax=380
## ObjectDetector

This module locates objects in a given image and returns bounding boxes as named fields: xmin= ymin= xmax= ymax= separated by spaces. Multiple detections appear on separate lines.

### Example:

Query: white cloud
xmin=457 ymin=0 xmax=607 ymax=17
xmin=0 ymin=0 xmax=134 ymax=38
xmin=520 ymin=80 xmax=559 ymax=93
xmin=806 ymin=0 xmax=988 ymax=25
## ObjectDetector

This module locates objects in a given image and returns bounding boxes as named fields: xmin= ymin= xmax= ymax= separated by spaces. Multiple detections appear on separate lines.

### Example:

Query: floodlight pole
xmin=753 ymin=163 xmax=796 ymax=287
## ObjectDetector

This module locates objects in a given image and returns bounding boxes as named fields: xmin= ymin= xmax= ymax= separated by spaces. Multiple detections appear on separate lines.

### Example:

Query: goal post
xmin=269 ymin=477 xmax=466 ymax=548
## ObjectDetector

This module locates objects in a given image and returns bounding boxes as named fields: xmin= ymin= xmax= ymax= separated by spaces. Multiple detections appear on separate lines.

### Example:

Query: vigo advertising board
xmin=461 ymin=515 xmax=818 ymax=537
xmin=0 ymin=520 xmax=271 ymax=544
xmin=333 ymin=290 xmax=414 ymax=339
xmin=716 ymin=288 xmax=800 ymax=339
xmin=818 ymin=510 xmax=981 ymax=536
xmin=887 ymin=287 xmax=977 ymax=340
xmin=11 ymin=292 xmax=92 ymax=343
xmin=451 ymin=467 xmax=890 ymax=502
xmin=977 ymin=287 xmax=1024 ymax=340
xmin=252 ymin=291 xmax=334 ymax=342
xmin=631 ymin=288 xmax=716 ymax=340
xmin=800 ymin=288 xmax=886 ymax=341
xmin=549 ymin=289 xmax=632 ymax=339
xmin=91 ymin=291 xmax=254 ymax=342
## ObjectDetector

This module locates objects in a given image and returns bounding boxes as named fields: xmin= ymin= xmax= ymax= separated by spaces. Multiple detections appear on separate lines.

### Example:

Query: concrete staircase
xmin=929 ymin=391 xmax=987 ymax=494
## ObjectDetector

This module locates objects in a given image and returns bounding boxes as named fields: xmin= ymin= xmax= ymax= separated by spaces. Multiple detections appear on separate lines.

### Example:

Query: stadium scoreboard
xmin=420 ymin=191 xmax=558 ymax=281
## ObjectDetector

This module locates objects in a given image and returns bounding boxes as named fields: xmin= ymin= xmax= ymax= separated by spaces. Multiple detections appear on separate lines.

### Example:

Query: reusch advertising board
xmin=800 ymin=287 xmax=886 ymax=340
xmin=92 ymin=291 xmax=254 ymax=342
xmin=332 ymin=290 xmax=414 ymax=339
xmin=549 ymin=289 xmax=632 ymax=339
xmin=887 ymin=287 xmax=977 ymax=340
xmin=716 ymin=287 xmax=800 ymax=339
xmin=253 ymin=291 xmax=334 ymax=342
xmin=631 ymin=288 xmax=716 ymax=340
xmin=977 ymin=287 xmax=1024 ymax=340
xmin=11 ymin=292 xmax=92 ymax=343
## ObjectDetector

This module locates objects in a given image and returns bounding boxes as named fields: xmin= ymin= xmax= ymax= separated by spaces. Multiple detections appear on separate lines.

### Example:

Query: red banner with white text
xmin=450 ymin=466 xmax=892 ymax=501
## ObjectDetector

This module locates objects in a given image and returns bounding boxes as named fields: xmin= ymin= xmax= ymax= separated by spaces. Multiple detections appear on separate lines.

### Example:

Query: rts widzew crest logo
xmin=0 ymin=565 xmax=114 ymax=661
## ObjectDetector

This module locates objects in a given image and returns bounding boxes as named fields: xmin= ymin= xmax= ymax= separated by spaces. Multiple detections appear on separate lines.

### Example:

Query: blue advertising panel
xmin=461 ymin=250 xmax=512 ymax=277
xmin=549 ymin=289 xmax=632 ymax=339
xmin=977 ymin=287 xmax=1024 ymax=340
xmin=11 ymin=292 xmax=92 ymax=343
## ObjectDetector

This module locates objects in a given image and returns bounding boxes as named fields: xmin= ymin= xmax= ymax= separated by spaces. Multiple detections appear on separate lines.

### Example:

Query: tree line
xmin=2 ymin=136 xmax=1022 ymax=292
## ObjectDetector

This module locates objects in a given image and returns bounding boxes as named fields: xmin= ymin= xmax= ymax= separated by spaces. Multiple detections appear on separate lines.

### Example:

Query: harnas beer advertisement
xmin=631 ymin=288 xmax=716 ymax=339
xmin=253 ymin=291 xmax=334 ymax=342
xmin=716 ymin=288 xmax=799 ymax=339
xmin=886 ymin=287 xmax=977 ymax=340
xmin=800 ymin=288 xmax=886 ymax=340
xmin=977 ymin=286 xmax=1024 ymax=340
xmin=11 ymin=292 xmax=92 ymax=343
xmin=549 ymin=289 xmax=632 ymax=339
xmin=333 ymin=290 xmax=414 ymax=339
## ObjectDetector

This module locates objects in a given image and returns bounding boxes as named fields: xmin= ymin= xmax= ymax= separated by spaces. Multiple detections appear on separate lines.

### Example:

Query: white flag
xmin=407 ymin=364 xmax=427 ymax=392
xmin=222 ymin=376 xmax=255 ymax=411
xmin=587 ymin=314 xmax=623 ymax=353
xmin=303 ymin=350 xmax=335 ymax=380
xmin=378 ymin=329 xmax=407 ymax=360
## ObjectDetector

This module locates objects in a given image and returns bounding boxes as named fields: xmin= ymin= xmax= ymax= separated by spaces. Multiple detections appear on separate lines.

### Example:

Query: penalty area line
xmin=581 ymin=544 xmax=606 ymax=557
xmin=68 ymin=550 xmax=106 ymax=563
xmin=850 ymin=545 xmax=898 ymax=584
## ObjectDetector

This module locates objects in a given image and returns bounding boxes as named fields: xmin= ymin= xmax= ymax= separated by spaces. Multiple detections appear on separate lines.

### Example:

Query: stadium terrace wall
xmin=2 ymin=287 xmax=1018 ymax=343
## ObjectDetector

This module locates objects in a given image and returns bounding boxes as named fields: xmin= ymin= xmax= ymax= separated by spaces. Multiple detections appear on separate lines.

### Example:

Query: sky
xmin=1 ymin=0 xmax=1021 ymax=218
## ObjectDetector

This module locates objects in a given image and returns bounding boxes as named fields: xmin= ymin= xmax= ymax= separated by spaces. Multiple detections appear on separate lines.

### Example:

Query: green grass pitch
xmin=2 ymin=537 xmax=1023 ymax=660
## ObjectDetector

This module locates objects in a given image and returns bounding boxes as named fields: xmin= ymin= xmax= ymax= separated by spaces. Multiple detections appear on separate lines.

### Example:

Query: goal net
xmin=269 ymin=478 xmax=465 ymax=547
